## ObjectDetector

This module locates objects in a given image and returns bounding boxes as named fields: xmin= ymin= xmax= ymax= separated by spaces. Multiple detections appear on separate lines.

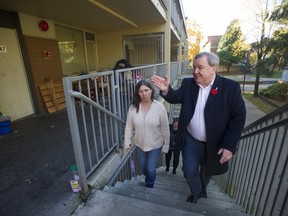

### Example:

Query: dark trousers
xmin=182 ymin=130 xmax=210 ymax=198
xmin=165 ymin=149 xmax=180 ymax=170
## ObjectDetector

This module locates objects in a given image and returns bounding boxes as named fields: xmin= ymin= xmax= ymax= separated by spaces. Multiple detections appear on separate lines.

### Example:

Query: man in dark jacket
xmin=151 ymin=52 xmax=246 ymax=203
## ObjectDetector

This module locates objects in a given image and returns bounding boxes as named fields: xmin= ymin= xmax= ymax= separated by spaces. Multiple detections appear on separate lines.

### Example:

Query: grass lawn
xmin=241 ymin=71 xmax=282 ymax=78
xmin=242 ymin=92 xmax=284 ymax=114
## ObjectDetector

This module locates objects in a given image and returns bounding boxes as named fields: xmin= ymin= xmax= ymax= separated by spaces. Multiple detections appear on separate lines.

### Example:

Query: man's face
xmin=193 ymin=56 xmax=217 ymax=87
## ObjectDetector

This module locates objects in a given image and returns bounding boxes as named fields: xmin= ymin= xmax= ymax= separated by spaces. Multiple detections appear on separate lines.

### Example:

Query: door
xmin=0 ymin=27 xmax=33 ymax=120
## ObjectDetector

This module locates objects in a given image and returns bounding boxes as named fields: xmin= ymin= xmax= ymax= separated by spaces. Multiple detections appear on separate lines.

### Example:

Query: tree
xmin=185 ymin=18 xmax=203 ymax=61
xmin=270 ymin=0 xmax=288 ymax=25
xmin=217 ymin=19 xmax=250 ymax=73
xmin=246 ymin=0 xmax=283 ymax=96
xmin=251 ymin=0 xmax=288 ymax=78
xmin=267 ymin=0 xmax=288 ymax=71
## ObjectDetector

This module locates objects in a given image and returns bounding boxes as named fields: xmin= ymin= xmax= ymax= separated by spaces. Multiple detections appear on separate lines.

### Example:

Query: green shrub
xmin=260 ymin=89 xmax=271 ymax=98
xmin=260 ymin=82 xmax=288 ymax=101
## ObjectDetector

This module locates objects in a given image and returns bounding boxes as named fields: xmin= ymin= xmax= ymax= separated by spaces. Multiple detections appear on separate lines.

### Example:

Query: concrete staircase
xmin=71 ymin=166 xmax=248 ymax=216
xmin=71 ymin=73 xmax=248 ymax=215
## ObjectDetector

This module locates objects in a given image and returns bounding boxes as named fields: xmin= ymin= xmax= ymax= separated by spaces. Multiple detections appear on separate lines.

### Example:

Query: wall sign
xmin=43 ymin=51 xmax=52 ymax=59
xmin=0 ymin=46 xmax=7 ymax=53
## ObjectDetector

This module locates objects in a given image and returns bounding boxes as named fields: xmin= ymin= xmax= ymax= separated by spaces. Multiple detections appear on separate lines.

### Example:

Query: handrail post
xmin=62 ymin=77 xmax=89 ymax=198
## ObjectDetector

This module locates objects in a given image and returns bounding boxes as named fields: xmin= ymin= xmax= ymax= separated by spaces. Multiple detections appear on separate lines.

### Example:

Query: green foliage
xmin=185 ymin=18 xmax=203 ymax=61
xmin=259 ymin=81 xmax=288 ymax=100
xmin=255 ymin=56 xmax=280 ymax=77
xmin=217 ymin=19 xmax=250 ymax=73
xmin=260 ymin=0 xmax=288 ymax=76
xmin=242 ymin=0 xmax=288 ymax=97
xmin=270 ymin=0 xmax=288 ymax=24
xmin=267 ymin=27 xmax=288 ymax=69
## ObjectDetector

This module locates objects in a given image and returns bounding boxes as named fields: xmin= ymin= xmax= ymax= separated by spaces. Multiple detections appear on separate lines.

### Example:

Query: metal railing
xmin=213 ymin=104 xmax=288 ymax=216
xmin=63 ymin=62 xmax=182 ymax=197
xmin=106 ymin=146 xmax=141 ymax=186
xmin=106 ymin=145 xmax=164 ymax=187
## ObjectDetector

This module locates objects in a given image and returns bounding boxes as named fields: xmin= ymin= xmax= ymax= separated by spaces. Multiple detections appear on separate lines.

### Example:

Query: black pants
xmin=165 ymin=148 xmax=180 ymax=170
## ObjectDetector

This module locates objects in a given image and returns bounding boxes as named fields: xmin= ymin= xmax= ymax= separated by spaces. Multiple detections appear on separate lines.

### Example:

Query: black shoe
xmin=165 ymin=167 xmax=169 ymax=172
xmin=186 ymin=193 xmax=202 ymax=204
xmin=186 ymin=195 xmax=197 ymax=203
xmin=202 ymin=190 xmax=207 ymax=198
xmin=186 ymin=195 xmax=193 ymax=202
xmin=172 ymin=169 xmax=176 ymax=174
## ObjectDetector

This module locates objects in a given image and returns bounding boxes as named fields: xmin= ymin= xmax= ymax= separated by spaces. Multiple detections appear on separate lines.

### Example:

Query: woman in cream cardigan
xmin=124 ymin=80 xmax=170 ymax=188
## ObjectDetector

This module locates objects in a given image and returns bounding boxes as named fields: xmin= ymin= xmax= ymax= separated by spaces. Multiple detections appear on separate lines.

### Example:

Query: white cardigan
xmin=124 ymin=100 xmax=170 ymax=153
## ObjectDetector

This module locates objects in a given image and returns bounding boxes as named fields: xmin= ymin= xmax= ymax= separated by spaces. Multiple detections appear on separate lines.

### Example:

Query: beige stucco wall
xmin=19 ymin=13 xmax=56 ymax=39
xmin=0 ymin=27 xmax=34 ymax=120
xmin=96 ymin=24 xmax=165 ymax=71
xmin=0 ymin=12 xmax=58 ymax=120
xmin=18 ymin=13 xmax=64 ymax=114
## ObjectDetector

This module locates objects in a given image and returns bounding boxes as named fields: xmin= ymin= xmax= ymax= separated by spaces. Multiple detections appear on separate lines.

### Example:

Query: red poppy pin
xmin=211 ymin=87 xmax=218 ymax=95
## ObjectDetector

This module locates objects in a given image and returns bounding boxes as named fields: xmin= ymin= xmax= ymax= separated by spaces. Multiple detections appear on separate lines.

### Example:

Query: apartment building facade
xmin=0 ymin=0 xmax=188 ymax=120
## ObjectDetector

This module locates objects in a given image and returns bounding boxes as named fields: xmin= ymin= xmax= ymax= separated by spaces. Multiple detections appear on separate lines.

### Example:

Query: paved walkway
xmin=243 ymin=98 xmax=265 ymax=126
xmin=0 ymin=110 xmax=81 ymax=216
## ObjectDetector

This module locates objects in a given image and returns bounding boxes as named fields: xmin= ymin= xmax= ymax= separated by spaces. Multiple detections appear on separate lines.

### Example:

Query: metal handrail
xmin=243 ymin=103 xmax=288 ymax=131
xmin=213 ymin=103 xmax=288 ymax=216
xmin=106 ymin=146 xmax=140 ymax=186
xmin=69 ymin=90 xmax=125 ymax=123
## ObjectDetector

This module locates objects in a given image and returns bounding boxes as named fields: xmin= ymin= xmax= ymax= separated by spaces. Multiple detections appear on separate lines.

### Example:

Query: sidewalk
xmin=243 ymin=98 xmax=265 ymax=126
xmin=224 ymin=74 xmax=279 ymax=83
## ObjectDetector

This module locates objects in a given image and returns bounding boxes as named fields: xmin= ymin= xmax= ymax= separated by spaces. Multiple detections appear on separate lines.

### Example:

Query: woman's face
xmin=138 ymin=85 xmax=152 ymax=102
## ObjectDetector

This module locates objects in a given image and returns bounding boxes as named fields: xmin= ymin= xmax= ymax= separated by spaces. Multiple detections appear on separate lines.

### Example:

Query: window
xmin=55 ymin=25 xmax=97 ymax=76
xmin=123 ymin=34 xmax=164 ymax=65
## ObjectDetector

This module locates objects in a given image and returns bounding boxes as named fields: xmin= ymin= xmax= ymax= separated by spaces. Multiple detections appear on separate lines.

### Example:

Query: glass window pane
xmin=55 ymin=25 xmax=86 ymax=76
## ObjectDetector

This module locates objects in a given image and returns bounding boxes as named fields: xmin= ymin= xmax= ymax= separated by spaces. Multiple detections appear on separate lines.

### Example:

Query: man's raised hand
xmin=151 ymin=75 xmax=169 ymax=92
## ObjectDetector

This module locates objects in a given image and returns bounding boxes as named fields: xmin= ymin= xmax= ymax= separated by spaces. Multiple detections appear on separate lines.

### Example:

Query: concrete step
xmin=71 ymin=166 xmax=248 ymax=216
xmin=102 ymin=176 xmax=247 ymax=216
xmin=72 ymin=189 xmax=200 ymax=216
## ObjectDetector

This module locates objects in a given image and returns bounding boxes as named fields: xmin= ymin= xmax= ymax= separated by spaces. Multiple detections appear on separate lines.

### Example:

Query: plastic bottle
xmin=69 ymin=165 xmax=81 ymax=192
xmin=70 ymin=165 xmax=79 ymax=181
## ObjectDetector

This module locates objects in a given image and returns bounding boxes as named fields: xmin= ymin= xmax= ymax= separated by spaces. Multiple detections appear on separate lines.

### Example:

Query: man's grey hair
xmin=194 ymin=52 xmax=220 ymax=67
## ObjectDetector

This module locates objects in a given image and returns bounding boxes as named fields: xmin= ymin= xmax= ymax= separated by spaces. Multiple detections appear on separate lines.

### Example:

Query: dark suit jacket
xmin=161 ymin=74 xmax=246 ymax=176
